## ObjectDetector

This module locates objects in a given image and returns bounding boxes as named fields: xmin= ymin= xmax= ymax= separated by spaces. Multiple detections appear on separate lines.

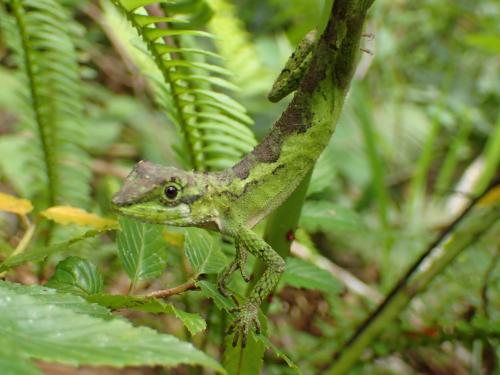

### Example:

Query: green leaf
xmin=222 ymin=332 xmax=265 ymax=375
xmin=184 ymin=228 xmax=227 ymax=275
xmin=464 ymin=33 xmax=500 ymax=54
xmin=0 ymin=230 xmax=103 ymax=273
xmin=196 ymin=280 xmax=234 ymax=310
xmin=8 ymin=0 xmax=91 ymax=209
xmin=1 ymin=281 xmax=112 ymax=319
xmin=106 ymin=0 xmax=256 ymax=171
xmin=118 ymin=0 xmax=174 ymax=12
xmin=256 ymin=335 xmax=303 ymax=375
xmin=117 ymin=217 xmax=167 ymax=287
xmin=300 ymin=200 xmax=366 ymax=233
xmin=281 ymin=258 xmax=342 ymax=294
xmin=0 ymin=281 xmax=224 ymax=373
xmin=145 ymin=28 xmax=214 ymax=42
xmin=88 ymin=293 xmax=206 ymax=335
xmin=46 ymin=256 xmax=103 ymax=296
xmin=0 ymin=350 xmax=41 ymax=375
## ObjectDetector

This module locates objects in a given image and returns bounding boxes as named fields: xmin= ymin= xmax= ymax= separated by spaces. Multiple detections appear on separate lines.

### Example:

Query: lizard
xmin=112 ymin=0 xmax=372 ymax=347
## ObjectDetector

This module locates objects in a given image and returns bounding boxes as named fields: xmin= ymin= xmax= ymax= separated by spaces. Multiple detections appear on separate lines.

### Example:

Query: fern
xmin=109 ymin=0 xmax=256 ymax=171
xmin=207 ymin=0 xmax=272 ymax=97
xmin=2 ymin=0 xmax=91 ymax=209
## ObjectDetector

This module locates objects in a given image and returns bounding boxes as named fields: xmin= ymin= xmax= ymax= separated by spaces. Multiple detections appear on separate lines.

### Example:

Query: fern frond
xmin=3 ymin=0 xmax=91 ymax=210
xmin=207 ymin=0 xmax=272 ymax=97
xmin=109 ymin=0 xmax=256 ymax=171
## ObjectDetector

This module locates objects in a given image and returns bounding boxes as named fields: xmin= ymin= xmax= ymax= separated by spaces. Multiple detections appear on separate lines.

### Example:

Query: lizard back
xmin=217 ymin=3 xmax=366 ymax=228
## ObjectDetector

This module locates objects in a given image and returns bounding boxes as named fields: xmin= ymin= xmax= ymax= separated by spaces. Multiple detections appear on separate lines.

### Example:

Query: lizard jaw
xmin=111 ymin=200 xmax=193 ymax=226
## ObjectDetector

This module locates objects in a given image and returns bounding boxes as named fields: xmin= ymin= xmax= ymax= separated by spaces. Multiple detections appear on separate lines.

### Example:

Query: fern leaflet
xmin=110 ymin=0 xmax=256 ymax=171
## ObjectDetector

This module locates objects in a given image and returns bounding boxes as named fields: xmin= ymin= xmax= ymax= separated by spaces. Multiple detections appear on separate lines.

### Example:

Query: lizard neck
xmin=217 ymin=3 xmax=367 ymax=227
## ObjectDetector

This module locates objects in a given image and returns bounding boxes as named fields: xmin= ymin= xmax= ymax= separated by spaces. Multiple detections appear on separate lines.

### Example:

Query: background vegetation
xmin=0 ymin=0 xmax=499 ymax=374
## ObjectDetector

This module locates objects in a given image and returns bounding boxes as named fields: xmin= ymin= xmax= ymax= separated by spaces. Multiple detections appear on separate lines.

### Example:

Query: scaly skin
xmin=112 ymin=0 xmax=371 ymax=347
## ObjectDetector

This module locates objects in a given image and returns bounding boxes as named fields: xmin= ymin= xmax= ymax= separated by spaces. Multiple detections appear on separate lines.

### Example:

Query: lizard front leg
xmin=217 ymin=238 xmax=251 ymax=297
xmin=267 ymin=29 xmax=317 ymax=103
xmin=226 ymin=226 xmax=285 ymax=347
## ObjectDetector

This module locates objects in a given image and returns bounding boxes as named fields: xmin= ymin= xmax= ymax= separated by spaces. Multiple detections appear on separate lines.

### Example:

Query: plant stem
xmin=327 ymin=181 xmax=500 ymax=375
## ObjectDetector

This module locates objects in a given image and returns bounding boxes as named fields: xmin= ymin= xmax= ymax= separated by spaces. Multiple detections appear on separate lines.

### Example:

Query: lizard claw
xmin=217 ymin=275 xmax=232 ymax=297
xmin=218 ymin=260 xmax=237 ymax=297
xmin=227 ymin=302 xmax=260 ymax=348
xmin=239 ymin=268 xmax=252 ymax=283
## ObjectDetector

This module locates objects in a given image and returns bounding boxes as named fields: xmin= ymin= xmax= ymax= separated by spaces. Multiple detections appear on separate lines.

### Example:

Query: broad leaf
xmin=300 ymin=200 xmax=366 ymax=233
xmin=0 ymin=230 xmax=102 ymax=272
xmin=117 ymin=217 xmax=167 ymax=287
xmin=46 ymin=256 xmax=103 ymax=296
xmin=281 ymin=258 xmax=342 ymax=294
xmin=0 ymin=281 xmax=224 ymax=373
xmin=41 ymin=206 xmax=118 ymax=230
xmin=88 ymin=294 xmax=206 ymax=335
xmin=196 ymin=280 xmax=234 ymax=310
xmin=257 ymin=335 xmax=303 ymax=375
xmin=184 ymin=228 xmax=227 ymax=275
xmin=222 ymin=332 xmax=265 ymax=375
xmin=0 ymin=349 xmax=41 ymax=375
xmin=0 ymin=282 xmax=111 ymax=319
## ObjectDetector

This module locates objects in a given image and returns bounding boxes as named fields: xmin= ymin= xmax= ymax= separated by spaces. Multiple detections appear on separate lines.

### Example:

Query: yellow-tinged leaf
xmin=0 ymin=192 xmax=33 ymax=215
xmin=163 ymin=229 xmax=184 ymax=247
xmin=41 ymin=206 xmax=118 ymax=230
xmin=478 ymin=185 xmax=500 ymax=206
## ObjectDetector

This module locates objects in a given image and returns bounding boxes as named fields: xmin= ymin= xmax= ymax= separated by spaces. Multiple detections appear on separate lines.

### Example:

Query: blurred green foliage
xmin=0 ymin=0 xmax=499 ymax=374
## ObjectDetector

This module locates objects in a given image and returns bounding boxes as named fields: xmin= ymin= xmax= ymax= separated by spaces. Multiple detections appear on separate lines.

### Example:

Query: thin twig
xmin=145 ymin=278 xmax=198 ymax=298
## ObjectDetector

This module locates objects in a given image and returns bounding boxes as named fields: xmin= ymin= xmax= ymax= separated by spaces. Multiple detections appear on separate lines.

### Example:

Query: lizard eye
xmin=164 ymin=185 xmax=179 ymax=200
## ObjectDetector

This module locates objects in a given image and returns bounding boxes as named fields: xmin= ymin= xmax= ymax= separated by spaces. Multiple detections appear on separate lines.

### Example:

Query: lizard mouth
xmin=112 ymin=199 xmax=192 ymax=226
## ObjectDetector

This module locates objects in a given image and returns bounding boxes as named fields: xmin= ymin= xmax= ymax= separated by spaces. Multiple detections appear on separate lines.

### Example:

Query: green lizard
xmin=112 ymin=0 xmax=371 ymax=347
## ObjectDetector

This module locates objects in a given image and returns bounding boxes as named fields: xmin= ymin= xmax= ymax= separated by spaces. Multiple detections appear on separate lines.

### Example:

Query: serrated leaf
xmin=0 ymin=281 xmax=224 ymax=373
xmin=196 ymin=280 xmax=234 ymax=310
xmin=0 ymin=230 xmax=102 ymax=273
xmin=222 ymin=332 xmax=265 ymax=375
xmin=0 ymin=192 xmax=33 ymax=215
xmin=257 ymin=335 xmax=303 ymax=375
xmin=300 ymin=200 xmax=366 ymax=233
xmin=41 ymin=206 xmax=118 ymax=230
xmin=88 ymin=293 xmax=206 ymax=335
xmin=46 ymin=256 xmax=103 ymax=296
xmin=184 ymin=228 xmax=227 ymax=275
xmin=281 ymin=258 xmax=342 ymax=294
xmin=117 ymin=217 xmax=167 ymax=286
xmin=1 ymin=281 xmax=112 ymax=319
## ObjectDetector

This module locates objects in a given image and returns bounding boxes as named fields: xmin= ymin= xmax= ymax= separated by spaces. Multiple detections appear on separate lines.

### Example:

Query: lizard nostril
xmin=111 ymin=192 xmax=130 ymax=207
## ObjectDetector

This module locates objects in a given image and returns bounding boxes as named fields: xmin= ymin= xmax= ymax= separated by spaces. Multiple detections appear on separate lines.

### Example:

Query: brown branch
xmin=145 ymin=278 xmax=198 ymax=298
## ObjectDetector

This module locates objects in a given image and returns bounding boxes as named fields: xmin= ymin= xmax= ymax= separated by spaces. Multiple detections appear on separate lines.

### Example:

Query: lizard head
xmin=112 ymin=161 xmax=214 ymax=227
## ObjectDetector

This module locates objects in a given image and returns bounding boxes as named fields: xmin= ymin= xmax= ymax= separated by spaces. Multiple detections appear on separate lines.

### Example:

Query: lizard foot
xmin=236 ymin=244 xmax=251 ymax=282
xmin=218 ymin=260 xmax=238 ymax=297
xmin=227 ymin=302 xmax=261 ymax=347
